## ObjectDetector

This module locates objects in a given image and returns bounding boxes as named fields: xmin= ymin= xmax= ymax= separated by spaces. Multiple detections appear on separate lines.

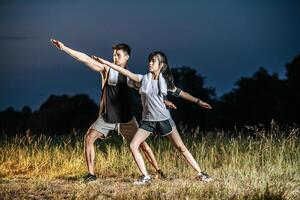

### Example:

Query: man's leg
xmin=139 ymin=142 xmax=160 ymax=171
xmin=84 ymin=129 xmax=104 ymax=175
xmin=84 ymin=116 xmax=115 ymax=181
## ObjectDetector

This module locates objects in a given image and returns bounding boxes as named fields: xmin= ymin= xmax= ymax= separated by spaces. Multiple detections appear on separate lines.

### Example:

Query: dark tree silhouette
xmin=0 ymin=106 xmax=32 ymax=134
xmin=284 ymin=54 xmax=300 ymax=125
xmin=286 ymin=55 xmax=300 ymax=89
xmin=215 ymin=67 xmax=286 ymax=128
xmin=30 ymin=94 xmax=98 ymax=134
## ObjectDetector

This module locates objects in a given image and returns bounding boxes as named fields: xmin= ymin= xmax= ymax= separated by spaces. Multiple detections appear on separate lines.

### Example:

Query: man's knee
xmin=84 ymin=129 xmax=103 ymax=145
xmin=139 ymin=142 xmax=148 ymax=151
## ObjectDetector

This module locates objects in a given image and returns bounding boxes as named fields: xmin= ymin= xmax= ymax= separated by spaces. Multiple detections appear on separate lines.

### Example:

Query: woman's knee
xmin=130 ymin=141 xmax=139 ymax=152
xmin=176 ymin=144 xmax=188 ymax=153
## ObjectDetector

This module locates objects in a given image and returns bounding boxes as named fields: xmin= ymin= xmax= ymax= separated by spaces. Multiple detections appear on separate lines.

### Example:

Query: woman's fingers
xmin=92 ymin=55 xmax=104 ymax=63
xmin=200 ymin=102 xmax=212 ymax=109
xmin=91 ymin=55 xmax=99 ymax=62
xmin=204 ymin=104 xmax=212 ymax=109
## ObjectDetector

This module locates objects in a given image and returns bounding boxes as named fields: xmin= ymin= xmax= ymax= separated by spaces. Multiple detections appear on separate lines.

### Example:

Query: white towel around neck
xmin=107 ymin=68 xmax=168 ymax=97
xmin=139 ymin=73 xmax=168 ymax=97
xmin=107 ymin=68 xmax=119 ymax=86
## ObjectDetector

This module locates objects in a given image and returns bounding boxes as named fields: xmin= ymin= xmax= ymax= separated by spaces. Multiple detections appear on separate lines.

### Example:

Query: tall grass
xmin=0 ymin=124 xmax=299 ymax=199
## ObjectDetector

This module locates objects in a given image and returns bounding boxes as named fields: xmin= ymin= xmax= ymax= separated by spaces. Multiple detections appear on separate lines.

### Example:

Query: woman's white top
xmin=128 ymin=72 xmax=171 ymax=121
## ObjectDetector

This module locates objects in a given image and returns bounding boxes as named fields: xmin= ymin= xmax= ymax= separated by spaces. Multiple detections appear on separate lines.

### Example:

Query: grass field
xmin=0 ymin=124 xmax=299 ymax=199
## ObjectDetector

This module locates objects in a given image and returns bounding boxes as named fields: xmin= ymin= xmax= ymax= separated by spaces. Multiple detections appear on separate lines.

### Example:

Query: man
xmin=51 ymin=39 xmax=164 ymax=182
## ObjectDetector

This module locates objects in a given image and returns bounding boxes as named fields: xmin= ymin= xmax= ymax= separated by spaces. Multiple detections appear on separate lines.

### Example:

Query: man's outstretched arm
xmin=50 ymin=39 xmax=106 ymax=72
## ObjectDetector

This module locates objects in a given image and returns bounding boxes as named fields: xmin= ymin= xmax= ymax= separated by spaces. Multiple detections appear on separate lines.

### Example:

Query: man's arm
xmin=50 ymin=39 xmax=106 ymax=72
xmin=169 ymin=87 xmax=212 ymax=109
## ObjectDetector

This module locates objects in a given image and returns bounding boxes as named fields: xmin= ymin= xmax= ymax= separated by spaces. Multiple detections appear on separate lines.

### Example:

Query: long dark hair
xmin=148 ymin=51 xmax=175 ymax=90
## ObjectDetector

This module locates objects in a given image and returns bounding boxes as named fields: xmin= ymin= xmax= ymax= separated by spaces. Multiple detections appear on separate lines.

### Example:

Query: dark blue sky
xmin=1 ymin=0 xmax=300 ymax=111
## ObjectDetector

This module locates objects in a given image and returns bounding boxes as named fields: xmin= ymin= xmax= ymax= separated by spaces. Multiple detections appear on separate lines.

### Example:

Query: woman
xmin=92 ymin=52 xmax=212 ymax=185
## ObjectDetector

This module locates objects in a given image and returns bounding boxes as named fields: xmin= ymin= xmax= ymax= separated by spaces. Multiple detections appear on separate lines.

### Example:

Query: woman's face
xmin=148 ymin=56 xmax=162 ymax=73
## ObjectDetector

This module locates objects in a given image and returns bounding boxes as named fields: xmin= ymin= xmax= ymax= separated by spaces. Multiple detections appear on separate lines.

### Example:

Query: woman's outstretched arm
xmin=50 ymin=39 xmax=106 ymax=72
xmin=169 ymin=87 xmax=212 ymax=109
xmin=92 ymin=55 xmax=141 ymax=82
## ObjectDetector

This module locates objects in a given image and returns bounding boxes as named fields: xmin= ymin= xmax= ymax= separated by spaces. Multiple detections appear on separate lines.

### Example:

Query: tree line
xmin=1 ymin=54 xmax=299 ymax=135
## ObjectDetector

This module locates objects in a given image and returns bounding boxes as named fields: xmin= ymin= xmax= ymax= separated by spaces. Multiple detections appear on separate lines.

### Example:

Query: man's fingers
xmin=51 ymin=39 xmax=58 ymax=44
xmin=50 ymin=39 xmax=61 ymax=49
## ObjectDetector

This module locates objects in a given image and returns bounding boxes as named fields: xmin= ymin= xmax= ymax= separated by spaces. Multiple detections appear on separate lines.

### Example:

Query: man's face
xmin=113 ymin=49 xmax=129 ymax=67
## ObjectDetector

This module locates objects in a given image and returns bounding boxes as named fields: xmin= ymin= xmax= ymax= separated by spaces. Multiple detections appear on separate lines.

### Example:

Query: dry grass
xmin=0 ymin=125 xmax=299 ymax=199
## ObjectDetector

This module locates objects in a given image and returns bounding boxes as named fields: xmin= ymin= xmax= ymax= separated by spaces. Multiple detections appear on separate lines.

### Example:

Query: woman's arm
xmin=92 ymin=55 xmax=141 ymax=82
xmin=169 ymin=87 xmax=212 ymax=109
xmin=50 ymin=39 xmax=106 ymax=72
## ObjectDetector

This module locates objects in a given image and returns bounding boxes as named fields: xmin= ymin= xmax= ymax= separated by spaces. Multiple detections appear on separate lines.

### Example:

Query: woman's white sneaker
xmin=133 ymin=175 xmax=151 ymax=185
xmin=197 ymin=172 xmax=213 ymax=182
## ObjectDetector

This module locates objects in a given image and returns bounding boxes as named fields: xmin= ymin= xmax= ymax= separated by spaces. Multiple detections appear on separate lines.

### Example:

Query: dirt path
xmin=1 ymin=177 xmax=298 ymax=199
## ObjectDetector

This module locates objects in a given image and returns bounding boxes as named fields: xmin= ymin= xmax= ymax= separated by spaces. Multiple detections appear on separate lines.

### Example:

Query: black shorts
xmin=139 ymin=120 xmax=172 ymax=136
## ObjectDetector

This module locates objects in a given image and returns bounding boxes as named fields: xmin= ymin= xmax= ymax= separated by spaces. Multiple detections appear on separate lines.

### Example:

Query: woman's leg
xmin=129 ymin=128 xmax=151 ymax=176
xmin=119 ymin=118 xmax=160 ymax=172
xmin=166 ymin=127 xmax=202 ymax=173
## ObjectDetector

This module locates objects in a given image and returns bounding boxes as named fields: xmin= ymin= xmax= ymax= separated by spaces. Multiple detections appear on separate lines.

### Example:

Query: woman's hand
xmin=91 ymin=55 xmax=106 ymax=64
xmin=197 ymin=100 xmax=212 ymax=109
xmin=50 ymin=39 xmax=64 ymax=50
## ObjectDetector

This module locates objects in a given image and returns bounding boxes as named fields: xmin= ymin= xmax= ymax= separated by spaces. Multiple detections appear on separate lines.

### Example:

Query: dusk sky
xmin=1 ymin=0 xmax=300 ymax=111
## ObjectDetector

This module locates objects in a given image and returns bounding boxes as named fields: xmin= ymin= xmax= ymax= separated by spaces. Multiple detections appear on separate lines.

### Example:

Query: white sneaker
xmin=197 ymin=172 xmax=213 ymax=182
xmin=133 ymin=175 xmax=151 ymax=185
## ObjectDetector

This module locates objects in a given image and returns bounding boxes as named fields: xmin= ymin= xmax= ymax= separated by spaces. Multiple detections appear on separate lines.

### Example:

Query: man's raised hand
xmin=50 ymin=39 xmax=64 ymax=50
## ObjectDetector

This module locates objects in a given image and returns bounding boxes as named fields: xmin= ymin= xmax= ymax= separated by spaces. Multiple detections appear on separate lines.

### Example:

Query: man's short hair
xmin=112 ymin=43 xmax=131 ymax=56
